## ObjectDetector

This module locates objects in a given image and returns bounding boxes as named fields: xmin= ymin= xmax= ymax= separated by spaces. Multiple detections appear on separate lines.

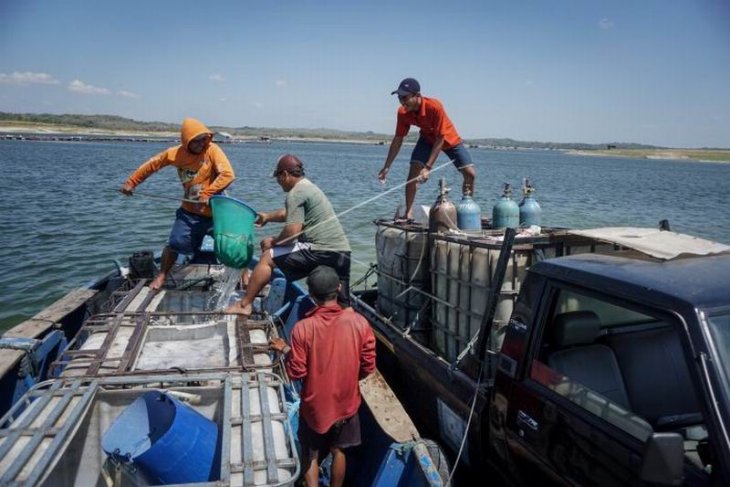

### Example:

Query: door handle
xmin=516 ymin=409 xmax=539 ymax=432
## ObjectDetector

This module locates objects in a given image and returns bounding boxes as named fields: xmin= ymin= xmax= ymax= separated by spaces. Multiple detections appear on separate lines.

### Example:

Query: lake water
xmin=1 ymin=139 xmax=728 ymax=331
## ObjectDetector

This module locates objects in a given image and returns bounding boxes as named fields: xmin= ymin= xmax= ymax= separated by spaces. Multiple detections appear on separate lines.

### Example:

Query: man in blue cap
xmin=377 ymin=78 xmax=477 ymax=221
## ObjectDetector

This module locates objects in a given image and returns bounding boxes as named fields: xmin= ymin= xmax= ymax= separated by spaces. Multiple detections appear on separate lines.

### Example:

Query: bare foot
xmin=149 ymin=273 xmax=166 ymax=290
xmin=225 ymin=301 xmax=252 ymax=315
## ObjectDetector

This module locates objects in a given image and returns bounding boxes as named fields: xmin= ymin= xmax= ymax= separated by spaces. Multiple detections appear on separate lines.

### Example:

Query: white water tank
xmin=375 ymin=221 xmax=429 ymax=331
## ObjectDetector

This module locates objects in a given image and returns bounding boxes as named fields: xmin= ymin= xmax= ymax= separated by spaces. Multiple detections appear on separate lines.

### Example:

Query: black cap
xmin=306 ymin=266 xmax=340 ymax=300
xmin=272 ymin=154 xmax=303 ymax=177
xmin=391 ymin=78 xmax=420 ymax=96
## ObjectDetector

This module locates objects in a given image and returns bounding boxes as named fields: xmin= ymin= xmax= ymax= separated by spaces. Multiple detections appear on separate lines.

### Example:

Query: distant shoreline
xmin=0 ymin=124 xmax=384 ymax=146
xmin=567 ymin=149 xmax=730 ymax=164
xmin=2 ymin=122 xmax=729 ymax=162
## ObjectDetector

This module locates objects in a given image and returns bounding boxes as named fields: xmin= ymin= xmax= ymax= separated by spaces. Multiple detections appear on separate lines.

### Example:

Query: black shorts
xmin=299 ymin=414 xmax=361 ymax=464
xmin=272 ymin=246 xmax=351 ymax=305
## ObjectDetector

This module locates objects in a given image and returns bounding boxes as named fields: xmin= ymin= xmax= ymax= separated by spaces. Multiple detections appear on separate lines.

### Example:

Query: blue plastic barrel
xmin=101 ymin=391 xmax=219 ymax=484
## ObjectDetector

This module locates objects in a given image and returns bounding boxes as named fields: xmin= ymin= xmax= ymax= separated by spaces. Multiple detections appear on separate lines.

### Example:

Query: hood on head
xmin=180 ymin=118 xmax=213 ymax=150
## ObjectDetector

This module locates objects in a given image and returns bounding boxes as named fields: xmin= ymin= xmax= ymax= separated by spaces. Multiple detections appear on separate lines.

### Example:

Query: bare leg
xmin=239 ymin=268 xmax=250 ymax=289
xmin=461 ymin=165 xmax=476 ymax=195
xmin=226 ymin=251 xmax=275 ymax=315
xmin=330 ymin=448 xmax=346 ymax=487
xmin=150 ymin=246 xmax=176 ymax=290
xmin=404 ymin=163 xmax=422 ymax=220
xmin=302 ymin=454 xmax=319 ymax=487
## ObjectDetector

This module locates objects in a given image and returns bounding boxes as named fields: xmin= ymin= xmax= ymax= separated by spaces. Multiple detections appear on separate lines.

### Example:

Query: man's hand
xmin=269 ymin=337 xmax=290 ymax=354
xmin=377 ymin=166 xmax=390 ymax=183
xmin=255 ymin=212 xmax=268 ymax=228
xmin=418 ymin=167 xmax=431 ymax=183
xmin=198 ymin=194 xmax=210 ymax=205
xmin=260 ymin=236 xmax=275 ymax=251
xmin=120 ymin=183 xmax=134 ymax=195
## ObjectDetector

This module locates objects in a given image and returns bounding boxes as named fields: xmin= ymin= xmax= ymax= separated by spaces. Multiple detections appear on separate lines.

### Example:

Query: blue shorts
xmin=410 ymin=137 xmax=474 ymax=170
xmin=168 ymin=208 xmax=213 ymax=255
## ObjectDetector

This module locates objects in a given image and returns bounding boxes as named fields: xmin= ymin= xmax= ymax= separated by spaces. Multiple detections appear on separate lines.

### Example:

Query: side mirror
xmin=640 ymin=432 xmax=684 ymax=485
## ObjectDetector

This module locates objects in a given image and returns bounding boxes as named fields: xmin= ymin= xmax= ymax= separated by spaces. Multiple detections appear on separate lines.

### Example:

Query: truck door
xmin=498 ymin=283 xmax=712 ymax=486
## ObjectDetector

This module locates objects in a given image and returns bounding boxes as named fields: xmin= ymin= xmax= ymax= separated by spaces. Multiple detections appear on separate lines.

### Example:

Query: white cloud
xmin=219 ymin=97 xmax=227 ymax=102
xmin=209 ymin=73 xmax=226 ymax=82
xmin=68 ymin=80 xmax=112 ymax=95
xmin=275 ymin=79 xmax=287 ymax=87
xmin=252 ymin=102 xmax=264 ymax=108
xmin=599 ymin=18 xmax=615 ymax=30
xmin=0 ymin=71 xmax=60 ymax=85
xmin=117 ymin=90 xmax=140 ymax=99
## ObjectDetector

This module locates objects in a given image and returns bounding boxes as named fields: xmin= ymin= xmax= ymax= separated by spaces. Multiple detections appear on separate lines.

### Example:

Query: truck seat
xmin=606 ymin=326 xmax=702 ymax=429
xmin=547 ymin=311 xmax=631 ymax=410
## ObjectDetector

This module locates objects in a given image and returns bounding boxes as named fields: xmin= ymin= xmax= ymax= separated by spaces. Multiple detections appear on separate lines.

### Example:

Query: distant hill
xmin=467 ymin=137 xmax=660 ymax=151
xmin=0 ymin=112 xmax=179 ymax=132
xmin=0 ymin=111 xmax=660 ymax=149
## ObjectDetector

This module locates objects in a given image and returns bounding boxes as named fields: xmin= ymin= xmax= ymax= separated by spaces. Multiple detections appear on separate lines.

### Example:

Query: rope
xmin=269 ymin=158 xmax=453 ymax=249
xmin=445 ymin=360 xmax=484 ymax=486
xmin=108 ymin=188 xmax=200 ymax=204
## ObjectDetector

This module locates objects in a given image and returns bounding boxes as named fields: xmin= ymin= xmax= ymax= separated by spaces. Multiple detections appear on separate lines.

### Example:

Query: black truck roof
xmin=530 ymin=252 xmax=730 ymax=311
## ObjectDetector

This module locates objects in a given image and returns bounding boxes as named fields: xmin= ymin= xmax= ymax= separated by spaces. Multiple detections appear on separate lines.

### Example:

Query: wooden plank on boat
xmin=0 ymin=351 xmax=25 ymax=380
xmin=4 ymin=288 xmax=98 ymax=339
xmin=0 ymin=288 xmax=97 ymax=378
xmin=360 ymin=369 xmax=420 ymax=443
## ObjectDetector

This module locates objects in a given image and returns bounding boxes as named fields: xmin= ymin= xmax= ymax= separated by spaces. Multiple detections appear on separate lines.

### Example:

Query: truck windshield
xmin=707 ymin=312 xmax=730 ymax=384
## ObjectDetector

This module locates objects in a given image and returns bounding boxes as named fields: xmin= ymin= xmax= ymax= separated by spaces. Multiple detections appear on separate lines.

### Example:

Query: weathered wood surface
xmin=0 ymin=288 xmax=97 ymax=377
xmin=360 ymin=369 xmax=420 ymax=443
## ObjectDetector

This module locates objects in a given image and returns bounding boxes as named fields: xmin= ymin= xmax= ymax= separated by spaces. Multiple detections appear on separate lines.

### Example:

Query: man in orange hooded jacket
xmin=120 ymin=118 xmax=235 ymax=289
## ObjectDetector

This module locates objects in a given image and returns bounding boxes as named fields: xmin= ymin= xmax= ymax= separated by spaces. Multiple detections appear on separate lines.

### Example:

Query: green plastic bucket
xmin=209 ymin=196 xmax=256 ymax=269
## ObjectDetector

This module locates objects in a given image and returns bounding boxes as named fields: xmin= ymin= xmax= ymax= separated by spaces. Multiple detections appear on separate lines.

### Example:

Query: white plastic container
xmin=375 ymin=221 xmax=429 ymax=331
xmin=429 ymin=231 xmax=619 ymax=362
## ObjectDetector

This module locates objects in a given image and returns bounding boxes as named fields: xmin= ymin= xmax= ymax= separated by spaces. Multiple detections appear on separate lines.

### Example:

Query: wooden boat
xmin=0 ymin=250 xmax=447 ymax=486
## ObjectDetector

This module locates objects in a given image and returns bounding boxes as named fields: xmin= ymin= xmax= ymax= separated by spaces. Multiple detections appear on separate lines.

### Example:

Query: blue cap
xmin=391 ymin=78 xmax=420 ymax=96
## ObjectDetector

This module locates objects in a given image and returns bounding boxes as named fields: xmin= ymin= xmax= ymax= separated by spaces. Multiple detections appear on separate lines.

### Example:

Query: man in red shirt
xmin=270 ymin=265 xmax=376 ymax=487
xmin=377 ymin=78 xmax=477 ymax=221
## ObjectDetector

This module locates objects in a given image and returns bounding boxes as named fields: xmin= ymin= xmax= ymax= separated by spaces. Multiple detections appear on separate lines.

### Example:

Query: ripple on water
xmin=1 ymin=141 xmax=729 ymax=331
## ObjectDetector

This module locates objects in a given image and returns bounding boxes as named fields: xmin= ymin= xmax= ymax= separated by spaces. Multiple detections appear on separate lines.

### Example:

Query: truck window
xmin=529 ymin=287 xmax=710 ymax=470
xmin=706 ymin=312 xmax=730 ymax=395
xmin=554 ymin=289 xmax=652 ymax=327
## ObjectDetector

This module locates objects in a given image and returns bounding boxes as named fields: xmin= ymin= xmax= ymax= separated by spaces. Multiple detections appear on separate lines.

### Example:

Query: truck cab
xmin=493 ymin=252 xmax=730 ymax=485
xmin=354 ymin=223 xmax=730 ymax=485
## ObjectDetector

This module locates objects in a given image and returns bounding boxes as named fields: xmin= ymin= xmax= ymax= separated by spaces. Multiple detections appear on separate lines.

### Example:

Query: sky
xmin=1 ymin=0 xmax=728 ymax=148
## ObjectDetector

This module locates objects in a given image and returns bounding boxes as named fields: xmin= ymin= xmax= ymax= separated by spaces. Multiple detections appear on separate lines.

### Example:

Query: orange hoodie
xmin=124 ymin=118 xmax=235 ymax=217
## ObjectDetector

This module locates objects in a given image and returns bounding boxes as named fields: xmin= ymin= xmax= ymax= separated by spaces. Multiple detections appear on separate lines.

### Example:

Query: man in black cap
xmin=377 ymin=77 xmax=477 ymax=221
xmin=227 ymin=154 xmax=351 ymax=316
xmin=270 ymin=265 xmax=375 ymax=487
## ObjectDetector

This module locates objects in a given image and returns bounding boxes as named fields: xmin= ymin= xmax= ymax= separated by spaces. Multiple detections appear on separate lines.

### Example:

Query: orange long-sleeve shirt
xmin=286 ymin=303 xmax=376 ymax=433
xmin=124 ymin=118 xmax=235 ymax=217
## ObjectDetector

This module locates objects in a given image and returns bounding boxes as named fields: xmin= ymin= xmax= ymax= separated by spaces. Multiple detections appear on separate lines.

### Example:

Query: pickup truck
xmin=352 ymin=224 xmax=730 ymax=485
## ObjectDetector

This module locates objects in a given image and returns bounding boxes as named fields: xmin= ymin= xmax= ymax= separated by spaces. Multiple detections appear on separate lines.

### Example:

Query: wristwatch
xmin=281 ymin=345 xmax=291 ymax=355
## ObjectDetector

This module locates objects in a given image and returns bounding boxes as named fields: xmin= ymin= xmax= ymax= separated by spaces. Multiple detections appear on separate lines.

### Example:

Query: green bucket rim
xmin=209 ymin=195 xmax=257 ymax=216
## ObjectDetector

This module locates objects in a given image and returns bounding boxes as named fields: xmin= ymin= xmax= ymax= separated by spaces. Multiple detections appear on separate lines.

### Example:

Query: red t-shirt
xmin=285 ymin=303 xmax=376 ymax=433
xmin=395 ymin=96 xmax=462 ymax=149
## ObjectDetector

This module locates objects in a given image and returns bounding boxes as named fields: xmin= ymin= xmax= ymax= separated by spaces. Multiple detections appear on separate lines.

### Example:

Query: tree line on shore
xmin=0 ymin=111 xmax=662 ymax=150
